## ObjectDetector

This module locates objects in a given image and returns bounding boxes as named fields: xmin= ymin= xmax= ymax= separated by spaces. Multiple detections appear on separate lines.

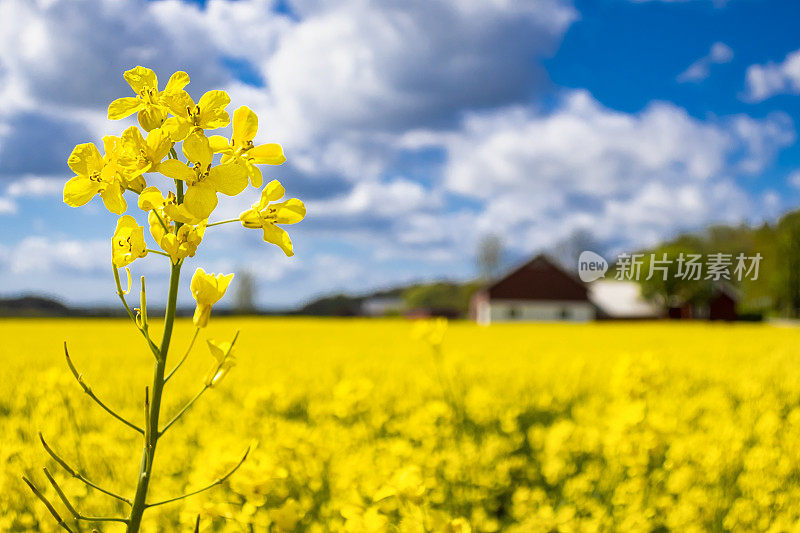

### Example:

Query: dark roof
xmin=483 ymin=254 xmax=589 ymax=302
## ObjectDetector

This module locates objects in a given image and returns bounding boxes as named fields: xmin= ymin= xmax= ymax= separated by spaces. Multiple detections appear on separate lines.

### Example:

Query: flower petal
xmin=197 ymin=90 xmax=231 ymax=129
xmin=257 ymin=179 xmax=285 ymax=208
xmin=261 ymin=223 xmax=294 ymax=256
xmin=208 ymin=135 xmax=233 ymax=153
xmin=162 ymin=90 xmax=193 ymax=119
xmin=164 ymin=71 xmax=190 ymax=93
xmin=182 ymin=131 xmax=213 ymax=168
xmin=247 ymin=162 xmax=263 ymax=188
xmin=207 ymin=160 xmax=248 ymax=196
xmin=138 ymin=186 xmax=166 ymax=211
xmin=67 ymin=143 xmax=104 ymax=176
xmin=108 ymin=97 xmax=144 ymax=120
xmin=161 ymin=116 xmax=190 ymax=142
xmin=100 ymin=181 xmax=127 ymax=214
xmin=232 ymin=106 xmax=258 ymax=144
xmin=272 ymin=198 xmax=306 ymax=225
xmin=124 ymin=66 xmax=158 ymax=93
xmin=63 ymin=176 xmax=101 ymax=207
xmin=157 ymin=159 xmax=195 ymax=182
xmin=184 ymin=182 xmax=218 ymax=219
xmin=250 ymin=143 xmax=286 ymax=165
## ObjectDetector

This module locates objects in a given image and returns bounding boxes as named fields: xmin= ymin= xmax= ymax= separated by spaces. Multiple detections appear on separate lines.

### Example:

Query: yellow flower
xmin=204 ymin=339 xmax=236 ymax=387
xmin=63 ymin=142 xmax=127 ymax=214
xmin=412 ymin=318 xmax=448 ymax=348
xmin=138 ymin=185 xmax=199 ymax=225
xmin=150 ymin=213 xmax=205 ymax=265
xmin=101 ymin=135 xmax=146 ymax=193
xmin=161 ymin=89 xmax=231 ymax=140
xmin=157 ymin=130 xmax=248 ymax=219
xmin=209 ymin=106 xmax=286 ymax=187
xmin=239 ymin=180 xmax=306 ymax=256
xmin=107 ymin=66 xmax=190 ymax=131
xmin=120 ymin=126 xmax=171 ymax=178
xmin=191 ymin=268 xmax=234 ymax=328
xmin=111 ymin=215 xmax=147 ymax=267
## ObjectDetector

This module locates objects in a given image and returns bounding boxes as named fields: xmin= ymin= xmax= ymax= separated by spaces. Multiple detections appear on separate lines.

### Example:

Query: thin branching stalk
xmin=39 ymin=433 xmax=132 ymax=505
xmin=164 ymin=327 xmax=200 ymax=383
xmin=145 ymin=446 xmax=250 ymax=508
xmin=205 ymin=218 xmax=239 ymax=227
xmin=42 ymin=468 xmax=129 ymax=524
xmin=63 ymin=344 xmax=144 ymax=434
xmin=22 ymin=476 xmax=75 ymax=533
xmin=113 ymin=266 xmax=161 ymax=359
xmin=160 ymin=332 xmax=239 ymax=436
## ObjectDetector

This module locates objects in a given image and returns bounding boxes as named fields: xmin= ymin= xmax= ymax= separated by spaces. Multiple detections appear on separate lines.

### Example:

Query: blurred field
xmin=2 ymin=318 xmax=800 ymax=532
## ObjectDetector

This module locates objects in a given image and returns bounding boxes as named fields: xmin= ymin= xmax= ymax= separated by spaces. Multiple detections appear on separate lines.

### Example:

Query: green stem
xmin=145 ymin=249 xmax=170 ymax=258
xmin=205 ymin=218 xmax=239 ymax=228
xmin=126 ymin=260 xmax=182 ymax=532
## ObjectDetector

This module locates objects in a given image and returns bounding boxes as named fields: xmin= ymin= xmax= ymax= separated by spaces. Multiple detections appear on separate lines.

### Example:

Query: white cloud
xmin=677 ymin=42 xmax=733 ymax=83
xmin=788 ymin=170 xmax=800 ymax=189
xmin=405 ymin=90 xmax=794 ymax=252
xmin=0 ymin=197 xmax=16 ymax=214
xmin=2 ymin=236 xmax=108 ymax=274
xmin=744 ymin=49 xmax=800 ymax=102
xmin=6 ymin=176 xmax=62 ymax=197
xmin=309 ymin=178 xmax=439 ymax=218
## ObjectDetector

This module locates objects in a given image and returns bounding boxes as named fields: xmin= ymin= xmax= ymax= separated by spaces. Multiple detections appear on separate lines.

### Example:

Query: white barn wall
xmin=477 ymin=299 xmax=595 ymax=324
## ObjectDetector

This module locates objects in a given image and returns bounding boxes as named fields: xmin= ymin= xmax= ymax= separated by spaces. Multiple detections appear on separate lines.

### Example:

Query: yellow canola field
xmin=2 ymin=318 xmax=800 ymax=532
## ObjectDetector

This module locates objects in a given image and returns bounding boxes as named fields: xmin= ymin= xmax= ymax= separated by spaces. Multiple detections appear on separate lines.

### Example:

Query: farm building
xmin=470 ymin=255 xmax=596 ymax=324
xmin=470 ymin=254 xmax=663 ymax=324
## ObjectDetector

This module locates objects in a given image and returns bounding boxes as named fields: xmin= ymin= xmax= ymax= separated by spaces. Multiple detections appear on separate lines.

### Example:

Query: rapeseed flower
xmin=210 ymin=105 xmax=286 ymax=187
xmin=63 ymin=142 xmax=126 ymax=214
xmin=162 ymin=89 xmax=231 ymax=140
xmin=239 ymin=180 xmax=305 ymax=256
xmin=111 ymin=215 xmax=147 ymax=267
xmin=205 ymin=339 xmax=236 ymax=387
xmin=107 ymin=66 xmax=190 ymax=131
xmin=158 ymin=131 xmax=248 ymax=219
xmin=191 ymin=268 xmax=234 ymax=327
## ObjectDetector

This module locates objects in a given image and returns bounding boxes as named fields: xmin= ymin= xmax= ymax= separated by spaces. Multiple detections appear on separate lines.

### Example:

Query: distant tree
xmin=774 ymin=211 xmax=800 ymax=317
xmin=234 ymin=270 xmax=257 ymax=314
xmin=402 ymin=281 xmax=482 ymax=315
xmin=637 ymin=244 xmax=713 ymax=309
xmin=550 ymin=229 xmax=600 ymax=270
xmin=477 ymin=234 xmax=504 ymax=280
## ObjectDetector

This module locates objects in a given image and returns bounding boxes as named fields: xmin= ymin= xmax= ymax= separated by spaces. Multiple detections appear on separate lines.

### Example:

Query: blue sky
xmin=1 ymin=0 xmax=800 ymax=308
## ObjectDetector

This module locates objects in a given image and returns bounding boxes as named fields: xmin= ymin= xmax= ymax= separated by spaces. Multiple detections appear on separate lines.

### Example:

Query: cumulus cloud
xmin=677 ymin=42 xmax=733 ymax=83
xmin=744 ymin=49 xmax=800 ymax=102
xmin=405 ymin=90 xmax=794 ymax=252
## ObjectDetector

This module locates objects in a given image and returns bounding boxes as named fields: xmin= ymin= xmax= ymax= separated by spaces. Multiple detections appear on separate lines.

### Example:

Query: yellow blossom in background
xmin=239 ymin=180 xmax=306 ymax=256
xmin=11 ymin=320 xmax=800 ymax=531
xmin=210 ymin=105 xmax=286 ymax=187
xmin=108 ymin=66 xmax=190 ymax=131
xmin=158 ymin=130 xmax=248 ymax=219
xmin=111 ymin=215 xmax=147 ymax=267
xmin=412 ymin=317 xmax=448 ymax=348
xmin=191 ymin=268 xmax=234 ymax=327
xmin=63 ymin=142 xmax=127 ymax=214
